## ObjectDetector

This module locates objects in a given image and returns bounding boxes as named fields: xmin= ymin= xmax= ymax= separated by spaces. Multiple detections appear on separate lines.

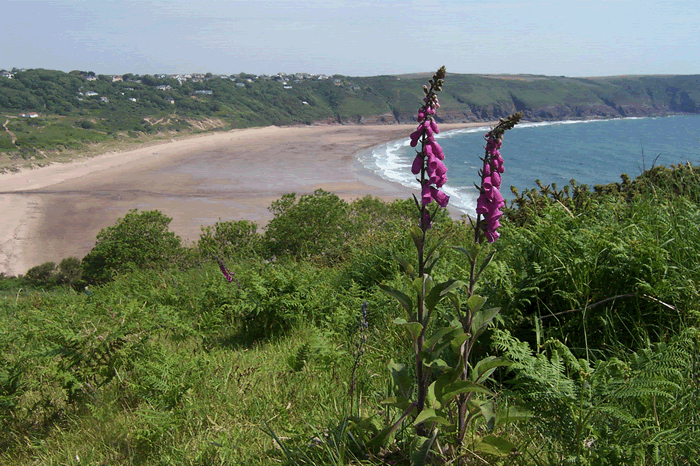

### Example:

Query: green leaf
xmin=396 ymin=255 xmax=415 ymax=278
xmin=479 ymin=400 xmax=496 ymax=432
xmin=471 ymin=306 xmax=501 ymax=337
xmin=474 ymin=434 xmax=516 ymax=457
xmin=451 ymin=331 xmax=470 ymax=354
xmin=424 ymin=236 xmax=448 ymax=271
xmin=387 ymin=360 xmax=412 ymax=398
xmin=439 ymin=380 xmax=494 ymax=404
xmin=381 ymin=396 xmax=412 ymax=411
xmin=450 ymin=244 xmax=479 ymax=262
xmin=423 ymin=358 xmax=450 ymax=371
xmin=424 ymin=251 xmax=440 ymax=275
xmin=394 ymin=317 xmax=423 ymax=341
xmin=410 ymin=433 xmax=437 ymax=466
xmin=410 ymin=226 xmax=423 ymax=251
xmin=467 ymin=295 xmax=487 ymax=313
xmin=473 ymin=356 xmax=512 ymax=383
xmin=423 ymin=326 xmax=458 ymax=353
xmin=412 ymin=275 xmax=433 ymax=298
xmin=379 ymin=284 xmax=413 ymax=317
xmin=425 ymin=279 xmax=463 ymax=312
xmin=433 ymin=370 xmax=460 ymax=404
xmin=412 ymin=408 xmax=451 ymax=426
xmin=475 ymin=250 xmax=496 ymax=282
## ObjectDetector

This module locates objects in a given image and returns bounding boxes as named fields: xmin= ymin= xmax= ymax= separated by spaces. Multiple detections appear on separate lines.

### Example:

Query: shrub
xmin=82 ymin=210 xmax=183 ymax=284
xmin=24 ymin=261 xmax=56 ymax=283
xmin=198 ymin=219 xmax=261 ymax=259
xmin=55 ymin=257 xmax=82 ymax=286
xmin=263 ymin=189 xmax=352 ymax=261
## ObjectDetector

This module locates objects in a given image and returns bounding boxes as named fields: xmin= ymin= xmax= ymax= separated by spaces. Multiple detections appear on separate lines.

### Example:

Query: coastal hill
xmin=1 ymin=68 xmax=699 ymax=170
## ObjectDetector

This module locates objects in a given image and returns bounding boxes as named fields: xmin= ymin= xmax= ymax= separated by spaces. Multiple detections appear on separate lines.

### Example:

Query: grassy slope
xmin=2 ymin=166 xmax=700 ymax=464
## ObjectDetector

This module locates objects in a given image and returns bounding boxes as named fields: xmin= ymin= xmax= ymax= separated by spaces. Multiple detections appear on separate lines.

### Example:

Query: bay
xmin=359 ymin=115 xmax=700 ymax=215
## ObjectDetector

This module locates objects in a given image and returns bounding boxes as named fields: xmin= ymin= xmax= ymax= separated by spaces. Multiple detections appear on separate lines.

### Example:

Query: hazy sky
xmin=2 ymin=0 xmax=698 ymax=77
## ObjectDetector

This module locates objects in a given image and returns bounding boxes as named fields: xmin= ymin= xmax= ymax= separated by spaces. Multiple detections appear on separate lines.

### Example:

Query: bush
xmin=198 ymin=219 xmax=261 ymax=259
xmin=55 ymin=257 xmax=83 ymax=286
xmin=24 ymin=261 xmax=56 ymax=283
xmin=81 ymin=210 xmax=183 ymax=284
xmin=263 ymin=189 xmax=352 ymax=261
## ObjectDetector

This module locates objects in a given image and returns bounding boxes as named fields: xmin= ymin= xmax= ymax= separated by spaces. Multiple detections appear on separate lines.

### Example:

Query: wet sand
xmin=0 ymin=123 xmax=488 ymax=276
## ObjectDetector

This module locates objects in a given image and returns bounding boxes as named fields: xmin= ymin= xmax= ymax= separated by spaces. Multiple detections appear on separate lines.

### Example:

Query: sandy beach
xmin=0 ymin=123 xmax=489 ymax=276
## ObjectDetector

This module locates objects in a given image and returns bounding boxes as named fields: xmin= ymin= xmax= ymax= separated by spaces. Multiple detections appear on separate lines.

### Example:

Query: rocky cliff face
xmin=335 ymin=101 xmax=695 ymax=126
xmin=337 ymin=75 xmax=700 ymax=125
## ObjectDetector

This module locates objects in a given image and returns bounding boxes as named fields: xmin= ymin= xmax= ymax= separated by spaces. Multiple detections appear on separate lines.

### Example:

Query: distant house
xmin=156 ymin=85 xmax=172 ymax=91
xmin=112 ymin=75 xmax=123 ymax=82
xmin=283 ymin=85 xmax=293 ymax=90
xmin=235 ymin=83 xmax=245 ymax=87
xmin=168 ymin=99 xmax=175 ymax=104
xmin=129 ymin=97 xmax=137 ymax=102
xmin=20 ymin=112 xmax=39 ymax=118
xmin=85 ymin=76 xmax=97 ymax=81
xmin=194 ymin=90 xmax=213 ymax=95
xmin=0 ymin=71 xmax=14 ymax=79
xmin=85 ymin=91 xmax=98 ymax=96
xmin=100 ymin=96 xmax=109 ymax=103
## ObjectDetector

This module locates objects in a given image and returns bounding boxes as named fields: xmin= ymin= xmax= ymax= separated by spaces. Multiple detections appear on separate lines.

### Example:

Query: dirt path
xmin=2 ymin=119 xmax=18 ymax=146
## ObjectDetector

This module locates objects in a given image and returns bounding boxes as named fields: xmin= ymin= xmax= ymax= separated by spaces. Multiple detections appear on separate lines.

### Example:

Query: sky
xmin=1 ymin=0 xmax=699 ymax=77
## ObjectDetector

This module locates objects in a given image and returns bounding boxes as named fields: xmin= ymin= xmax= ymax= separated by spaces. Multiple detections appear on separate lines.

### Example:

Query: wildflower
xmin=217 ymin=258 xmax=234 ymax=283
xmin=412 ymin=79 xmax=449 ymax=209
xmin=476 ymin=135 xmax=506 ymax=243
xmin=475 ymin=112 xmax=522 ymax=243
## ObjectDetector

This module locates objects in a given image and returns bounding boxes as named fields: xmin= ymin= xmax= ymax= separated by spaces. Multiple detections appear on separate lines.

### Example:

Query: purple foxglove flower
xmin=476 ymin=196 xmax=489 ymax=214
xmin=424 ymin=143 xmax=434 ymax=159
xmin=421 ymin=183 xmax=432 ymax=205
xmin=482 ymin=175 xmax=493 ymax=195
xmin=493 ymin=188 xmax=505 ymax=208
xmin=410 ymin=129 xmax=422 ymax=148
xmin=411 ymin=154 xmax=423 ymax=175
xmin=429 ymin=119 xmax=439 ymax=135
xmin=428 ymin=140 xmax=445 ymax=161
xmin=434 ymin=159 xmax=447 ymax=177
xmin=218 ymin=261 xmax=234 ymax=283
xmin=491 ymin=170 xmax=501 ymax=188
xmin=484 ymin=230 xmax=500 ymax=243
xmin=430 ymin=187 xmax=450 ymax=207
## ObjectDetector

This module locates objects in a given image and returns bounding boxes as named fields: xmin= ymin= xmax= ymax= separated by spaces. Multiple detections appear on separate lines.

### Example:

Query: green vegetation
xmin=2 ymin=68 xmax=699 ymax=171
xmin=2 ymin=162 xmax=700 ymax=464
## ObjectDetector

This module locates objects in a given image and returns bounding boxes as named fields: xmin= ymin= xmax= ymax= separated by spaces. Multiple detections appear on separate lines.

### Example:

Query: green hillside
xmin=1 ymin=68 xmax=699 ymax=171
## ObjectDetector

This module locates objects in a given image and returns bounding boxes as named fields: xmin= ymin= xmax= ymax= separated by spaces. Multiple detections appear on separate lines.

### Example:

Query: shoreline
xmin=0 ymin=122 xmax=490 ymax=277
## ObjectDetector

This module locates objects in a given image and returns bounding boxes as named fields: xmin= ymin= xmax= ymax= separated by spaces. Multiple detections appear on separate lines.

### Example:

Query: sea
xmin=357 ymin=115 xmax=700 ymax=215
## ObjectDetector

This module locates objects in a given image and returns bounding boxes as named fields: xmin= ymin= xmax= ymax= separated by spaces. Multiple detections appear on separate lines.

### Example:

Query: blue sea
xmin=357 ymin=115 xmax=700 ymax=215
